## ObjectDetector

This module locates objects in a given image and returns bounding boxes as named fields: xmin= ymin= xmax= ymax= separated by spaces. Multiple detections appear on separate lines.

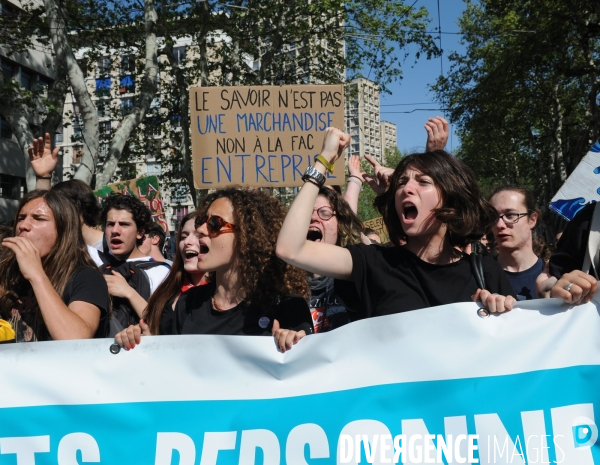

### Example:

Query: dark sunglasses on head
xmin=195 ymin=214 xmax=236 ymax=236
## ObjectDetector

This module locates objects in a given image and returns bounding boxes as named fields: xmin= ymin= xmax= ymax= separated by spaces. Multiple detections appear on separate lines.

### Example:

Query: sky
xmin=375 ymin=0 xmax=466 ymax=154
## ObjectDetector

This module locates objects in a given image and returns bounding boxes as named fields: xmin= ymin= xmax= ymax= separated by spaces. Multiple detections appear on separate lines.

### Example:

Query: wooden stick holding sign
xmin=189 ymin=85 xmax=345 ymax=188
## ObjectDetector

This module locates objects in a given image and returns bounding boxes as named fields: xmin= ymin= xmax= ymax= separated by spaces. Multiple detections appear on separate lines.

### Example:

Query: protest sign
xmin=94 ymin=175 xmax=168 ymax=232
xmin=189 ymin=85 xmax=345 ymax=188
xmin=550 ymin=141 xmax=600 ymax=220
xmin=1 ymin=298 xmax=599 ymax=464
xmin=363 ymin=216 xmax=390 ymax=243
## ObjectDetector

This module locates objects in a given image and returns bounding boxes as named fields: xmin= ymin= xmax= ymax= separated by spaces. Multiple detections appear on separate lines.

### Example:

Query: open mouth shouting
xmin=402 ymin=202 xmax=419 ymax=223
xmin=198 ymin=241 xmax=210 ymax=256
xmin=307 ymin=227 xmax=323 ymax=242
xmin=184 ymin=249 xmax=199 ymax=261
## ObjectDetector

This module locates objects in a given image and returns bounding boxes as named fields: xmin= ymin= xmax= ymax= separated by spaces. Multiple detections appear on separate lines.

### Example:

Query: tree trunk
xmin=163 ymin=41 xmax=197 ymax=207
xmin=46 ymin=0 xmax=99 ymax=186
xmin=94 ymin=0 xmax=159 ymax=188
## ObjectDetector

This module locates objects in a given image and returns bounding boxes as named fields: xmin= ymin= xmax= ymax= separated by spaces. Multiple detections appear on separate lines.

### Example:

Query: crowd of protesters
xmin=0 ymin=116 xmax=596 ymax=348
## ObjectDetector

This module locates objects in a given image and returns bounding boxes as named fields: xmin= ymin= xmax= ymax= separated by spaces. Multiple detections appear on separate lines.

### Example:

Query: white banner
xmin=0 ymin=298 xmax=599 ymax=464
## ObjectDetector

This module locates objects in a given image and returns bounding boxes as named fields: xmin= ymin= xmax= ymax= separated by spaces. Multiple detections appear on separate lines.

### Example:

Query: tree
xmin=2 ymin=0 xmax=439 ymax=195
xmin=432 ymin=0 xmax=600 ymax=230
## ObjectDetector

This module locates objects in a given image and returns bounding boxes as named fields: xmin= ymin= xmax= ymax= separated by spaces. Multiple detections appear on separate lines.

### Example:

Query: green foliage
xmin=432 ymin=0 xmax=600 ymax=230
xmin=354 ymin=147 xmax=406 ymax=221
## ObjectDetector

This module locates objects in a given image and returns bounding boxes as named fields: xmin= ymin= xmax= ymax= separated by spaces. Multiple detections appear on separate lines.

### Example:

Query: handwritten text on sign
xmin=190 ymin=85 xmax=345 ymax=188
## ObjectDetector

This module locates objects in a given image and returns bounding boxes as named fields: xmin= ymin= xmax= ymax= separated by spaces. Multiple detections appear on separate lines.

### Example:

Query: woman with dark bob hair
xmin=115 ymin=187 xmax=313 ymax=352
xmin=0 ymin=190 xmax=109 ymax=342
xmin=277 ymin=128 xmax=515 ymax=325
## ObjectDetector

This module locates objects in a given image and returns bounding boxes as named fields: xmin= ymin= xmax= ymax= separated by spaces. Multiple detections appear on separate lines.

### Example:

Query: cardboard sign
xmin=189 ymin=85 xmax=345 ymax=188
xmin=94 ymin=175 xmax=169 ymax=232
xmin=550 ymin=141 xmax=600 ymax=220
xmin=363 ymin=216 xmax=390 ymax=243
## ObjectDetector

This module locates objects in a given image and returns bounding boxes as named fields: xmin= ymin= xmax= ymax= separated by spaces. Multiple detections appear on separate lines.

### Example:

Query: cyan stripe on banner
xmin=0 ymin=366 xmax=598 ymax=464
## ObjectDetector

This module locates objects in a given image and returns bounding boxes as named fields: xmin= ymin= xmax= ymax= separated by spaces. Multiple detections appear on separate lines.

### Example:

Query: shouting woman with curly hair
xmin=116 ymin=188 xmax=312 ymax=352
xmin=306 ymin=187 xmax=363 ymax=332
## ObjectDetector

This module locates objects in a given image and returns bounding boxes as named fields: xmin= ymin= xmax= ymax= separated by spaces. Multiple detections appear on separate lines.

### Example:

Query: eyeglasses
xmin=313 ymin=206 xmax=336 ymax=221
xmin=195 ymin=214 xmax=237 ymax=237
xmin=497 ymin=212 xmax=529 ymax=225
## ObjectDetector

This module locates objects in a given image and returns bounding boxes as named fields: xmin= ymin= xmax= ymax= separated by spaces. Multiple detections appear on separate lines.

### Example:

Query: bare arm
xmin=3 ymin=237 xmax=99 ymax=339
xmin=29 ymin=133 xmax=60 ymax=190
xmin=276 ymin=128 xmax=354 ymax=280
xmin=342 ymin=155 xmax=363 ymax=214
xmin=104 ymin=271 xmax=148 ymax=319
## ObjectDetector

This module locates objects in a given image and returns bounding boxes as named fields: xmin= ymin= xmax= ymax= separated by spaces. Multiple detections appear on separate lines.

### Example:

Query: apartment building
xmin=380 ymin=120 xmax=397 ymax=159
xmin=61 ymin=37 xmax=195 ymax=231
xmin=345 ymin=78 xmax=382 ymax=162
xmin=0 ymin=0 xmax=55 ymax=221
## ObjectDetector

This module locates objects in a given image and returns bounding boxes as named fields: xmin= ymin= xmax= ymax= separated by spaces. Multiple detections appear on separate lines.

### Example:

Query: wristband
xmin=348 ymin=177 xmax=362 ymax=187
xmin=35 ymin=175 xmax=52 ymax=180
xmin=348 ymin=175 xmax=363 ymax=184
xmin=314 ymin=154 xmax=334 ymax=174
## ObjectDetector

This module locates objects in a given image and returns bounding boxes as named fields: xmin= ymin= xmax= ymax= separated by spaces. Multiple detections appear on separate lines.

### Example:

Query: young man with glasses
xmin=489 ymin=186 xmax=544 ymax=300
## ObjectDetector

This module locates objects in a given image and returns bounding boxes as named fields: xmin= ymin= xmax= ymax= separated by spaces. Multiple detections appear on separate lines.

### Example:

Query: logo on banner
xmin=572 ymin=416 xmax=598 ymax=448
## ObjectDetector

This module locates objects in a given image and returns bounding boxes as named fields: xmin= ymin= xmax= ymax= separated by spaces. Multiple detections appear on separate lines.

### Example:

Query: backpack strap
xmin=582 ymin=201 xmax=600 ymax=278
xmin=469 ymin=244 xmax=486 ymax=290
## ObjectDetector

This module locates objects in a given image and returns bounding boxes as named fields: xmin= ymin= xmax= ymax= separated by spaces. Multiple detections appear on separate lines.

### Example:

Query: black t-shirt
xmin=335 ymin=243 xmax=516 ymax=320
xmin=549 ymin=203 xmax=596 ymax=279
xmin=163 ymin=282 xmax=313 ymax=336
xmin=10 ymin=267 xmax=110 ymax=342
xmin=308 ymin=275 xmax=350 ymax=333
xmin=503 ymin=257 xmax=544 ymax=300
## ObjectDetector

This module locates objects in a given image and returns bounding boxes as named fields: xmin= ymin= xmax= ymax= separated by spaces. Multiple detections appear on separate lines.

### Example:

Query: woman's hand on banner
xmin=472 ymin=289 xmax=515 ymax=313
xmin=272 ymin=319 xmax=306 ymax=353
xmin=550 ymin=270 xmax=597 ymax=305
xmin=115 ymin=319 xmax=151 ymax=350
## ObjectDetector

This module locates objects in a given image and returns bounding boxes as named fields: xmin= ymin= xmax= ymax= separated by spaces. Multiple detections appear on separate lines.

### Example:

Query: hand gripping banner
xmin=0 ymin=298 xmax=599 ymax=464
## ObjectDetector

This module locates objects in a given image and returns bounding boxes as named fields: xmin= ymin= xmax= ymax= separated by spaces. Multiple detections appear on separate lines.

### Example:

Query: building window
xmin=119 ymin=75 xmax=135 ymax=94
xmin=173 ymin=47 xmax=186 ymax=66
xmin=121 ymin=98 xmax=134 ymax=114
xmin=97 ymin=57 xmax=111 ymax=77
xmin=145 ymin=117 xmax=161 ymax=137
xmin=0 ymin=174 xmax=24 ymax=200
xmin=95 ymin=78 xmax=111 ymax=97
xmin=120 ymin=55 xmax=135 ymax=75
xmin=73 ymin=145 xmax=84 ymax=164
xmin=147 ymin=162 xmax=162 ymax=176
xmin=0 ymin=116 xmax=11 ymax=139
xmin=20 ymin=70 xmax=31 ymax=90
xmin=97 ymin=101 xmax=105 ymax=117
xmin=174 ymin=206 xmax=188 ymax=222
xmin=1 ymin=60 xmax=12 ymax=80
xmin=99 ymin=121 xmax=111 ymax=137
xmin=171 ymin=184 xmax=188 ymax=203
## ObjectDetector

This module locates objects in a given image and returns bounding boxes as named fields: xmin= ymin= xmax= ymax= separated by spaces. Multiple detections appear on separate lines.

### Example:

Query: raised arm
xmin=424 ymin=116 xmax=449 ymax=152
xmin=2 ymin=237 xmax=99 ymax=339
xmin=342 ymin=155 xmax=363 ymax=214
xmin=29 ymin=133 xmax=60 ymax=190
xmin=276 ymin=128 xmax=354 ymax=280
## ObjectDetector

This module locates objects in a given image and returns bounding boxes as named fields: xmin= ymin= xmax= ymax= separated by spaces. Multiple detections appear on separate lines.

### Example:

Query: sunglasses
xmin=195 ymin=214 xmax=237 ymax=237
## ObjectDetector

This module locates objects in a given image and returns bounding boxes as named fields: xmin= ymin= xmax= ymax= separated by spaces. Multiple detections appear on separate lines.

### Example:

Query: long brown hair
xmin=144 ymin=212 xmax=197 ymax=335
xmin=199 ymin=188 xmax=309 ymax=313
xmin=0 ymin=190 xmax=98 ymax=330
xmin=374 ymin=150 xmax=497 ymax=248
xmin=319 ymin=187 xmax=362 ymax=246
